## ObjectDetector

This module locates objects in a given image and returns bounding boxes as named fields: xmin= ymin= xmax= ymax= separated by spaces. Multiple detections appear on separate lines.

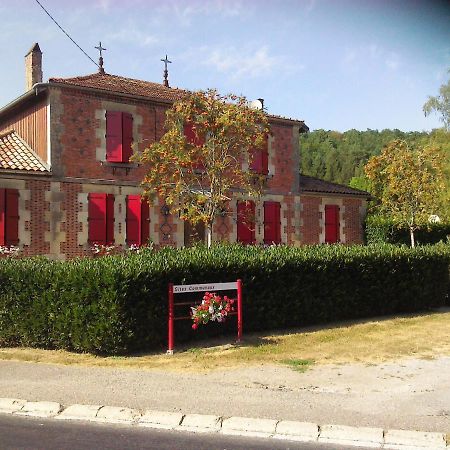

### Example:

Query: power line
xmin=34 ymin=0 xmax=99 ymax=68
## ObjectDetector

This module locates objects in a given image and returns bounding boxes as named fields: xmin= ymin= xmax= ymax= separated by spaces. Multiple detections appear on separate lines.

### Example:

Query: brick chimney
xmin=25 ymin=43 xmax=43 ymax=91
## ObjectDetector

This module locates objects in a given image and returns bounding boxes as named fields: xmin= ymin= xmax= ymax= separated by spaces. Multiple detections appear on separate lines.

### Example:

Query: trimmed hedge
xmin=365 ymin=215 xmax=450 ymax=245
xmin=1 ymin=243 xmax=449 ymax=355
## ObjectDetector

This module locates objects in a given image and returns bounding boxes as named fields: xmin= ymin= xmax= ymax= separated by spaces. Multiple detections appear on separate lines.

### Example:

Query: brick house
xmin=0 ymin=44 xmax=368 ymax=259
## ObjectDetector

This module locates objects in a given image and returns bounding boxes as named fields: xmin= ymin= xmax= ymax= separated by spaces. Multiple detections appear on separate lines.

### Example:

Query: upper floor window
xmin=184 ymin=122 xmax=205 ymax=171
xmin=0 ymin=188 xmax=19 ymax=246
xmin=325 ymin=204 xmax=340 ymax=243
xmin=250 ymin=134 xmax=269 ymax=175
xmin=106 ymin=111 xmax=133 ymax=163
xmin=88 ymin=193 xmax=115 ymax=245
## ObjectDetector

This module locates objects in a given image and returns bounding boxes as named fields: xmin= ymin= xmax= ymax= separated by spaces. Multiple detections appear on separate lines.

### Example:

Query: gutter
xmin=0 ymin=83 xmax=48 ymax=118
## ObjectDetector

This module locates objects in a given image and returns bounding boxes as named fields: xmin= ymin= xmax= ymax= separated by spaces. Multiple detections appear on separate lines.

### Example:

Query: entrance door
xmin=184 ymin=220 xmax=206 ymax=246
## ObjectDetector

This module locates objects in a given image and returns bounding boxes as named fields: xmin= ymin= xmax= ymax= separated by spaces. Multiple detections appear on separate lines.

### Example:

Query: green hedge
xmin=1 ymin=244 xmax=449 ymax=355
xmin=365 ymin=215 xmax=450 ymax=245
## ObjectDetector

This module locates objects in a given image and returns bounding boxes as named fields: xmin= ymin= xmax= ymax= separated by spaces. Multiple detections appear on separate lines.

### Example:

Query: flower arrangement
xmin=0 ymin=245 xmax=20 ymax=258
xmin=90 ymin=243 xmax=117 ymax=256
xmin=191 ymin=292 xmax=235 ymax=330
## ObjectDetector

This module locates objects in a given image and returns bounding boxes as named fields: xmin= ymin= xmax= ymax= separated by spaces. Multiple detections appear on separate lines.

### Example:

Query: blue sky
xmin=1 ymin=0 xmax=449 ymax=131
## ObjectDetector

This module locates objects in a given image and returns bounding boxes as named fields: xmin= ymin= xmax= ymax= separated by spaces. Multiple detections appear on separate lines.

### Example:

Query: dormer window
xmin=106 ymin=111 xmax=133 ymax=163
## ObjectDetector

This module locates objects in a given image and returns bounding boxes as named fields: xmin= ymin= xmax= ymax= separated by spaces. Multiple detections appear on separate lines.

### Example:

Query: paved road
xmin=0 ymin=415 xmax=372 ymax=450
xmin=1 ymin=358 xmax=449 ymax=432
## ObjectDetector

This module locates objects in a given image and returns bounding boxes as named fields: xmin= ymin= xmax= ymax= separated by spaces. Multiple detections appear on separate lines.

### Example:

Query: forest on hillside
xmin=299 ymin=128 xmax=447 ymax=187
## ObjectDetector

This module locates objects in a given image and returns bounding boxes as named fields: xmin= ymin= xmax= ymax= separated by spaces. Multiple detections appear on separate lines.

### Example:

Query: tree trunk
xmin=206 ymin=224 xmax=212 ymax=249
xmin=409 ymin=227 xmax=415 ymax=248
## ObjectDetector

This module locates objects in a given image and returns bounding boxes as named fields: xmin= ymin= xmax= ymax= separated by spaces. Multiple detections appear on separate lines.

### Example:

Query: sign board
xmin=168 ymin=279 xmax=243 ymax=354
xmin=173 ymin=282 xmax=238 ymax=293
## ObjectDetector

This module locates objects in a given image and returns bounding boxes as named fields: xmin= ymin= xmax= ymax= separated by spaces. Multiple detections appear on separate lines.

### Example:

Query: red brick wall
xmin=60 ymin=182 xmax=85 ymax=258
xmin=22 ymin=179 xmax=50 ymax=256
xmin=300 ymin=196 xmax=321 ymax=244
xmin=343 ymin=198 xmax=364 ymax=244
xmin=267 ymin=124 xmax=297 ymax=193
xmin=55 ymin=89 xmax=168 ymax=183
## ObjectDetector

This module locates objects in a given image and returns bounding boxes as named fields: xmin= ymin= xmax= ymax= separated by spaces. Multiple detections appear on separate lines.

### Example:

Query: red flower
xmin=192 ymin=323 xmax=198 ymax=330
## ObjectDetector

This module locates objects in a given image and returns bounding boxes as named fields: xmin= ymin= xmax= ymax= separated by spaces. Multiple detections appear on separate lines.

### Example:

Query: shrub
xmin=0 ymin=244 xmax=449 ymax=354
xmin=365 ymin=215 xmax=450 ymax=245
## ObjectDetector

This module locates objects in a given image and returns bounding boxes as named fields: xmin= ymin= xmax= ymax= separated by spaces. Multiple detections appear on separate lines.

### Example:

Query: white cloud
xmin=181 ymin=45 xmax=304 ymax=81
xmin=385 ymin=52 xmax=400 ymax=71
xmin=206 ymin=46 xmax=277 ymax=79
xmin=95 ymin=0 xmax=111 ymax=13
xmin=107 ymin=27 xmax=158 ymax=48
xmin=156 ymin=0 xmax=247 ymax=25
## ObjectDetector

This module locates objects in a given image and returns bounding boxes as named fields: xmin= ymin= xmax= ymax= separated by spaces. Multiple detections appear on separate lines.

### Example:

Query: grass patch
xmin=1 ymin=310 xmax=449 ymax=372
xmin=281 ymin=359 xmax=314 ymax=373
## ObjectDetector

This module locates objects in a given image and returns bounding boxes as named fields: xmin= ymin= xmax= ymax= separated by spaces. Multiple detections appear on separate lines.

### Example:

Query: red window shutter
xmin=325 ymin=205 xmax=340 ymax=243
xmin=106 ymin=111 xmax=123 ymax=162
xmin=88 ymin=193 xmax=107 ymax=244
xmin=250 ymin=148 xmax=263 ymax=173
xmin=122 ymin=112 xmax=133 ymax=163
xmin=237 ymin=200 xmax=255 ymax=244
xmin=264 ymin=201 xmax=281 ymax=244
xmin=0 ymin=188 xmax=5 ymax=246
xmin=250 ymin=135 xmax=268 ymax=175
xmin=5 ymin=189 xmax=19 ymax=245
xmin=184 ymin=122 xmax=204 ymax=147
xmin=141 ymin=199 xmax=150 ymax=245
xmin=261 ymin=135 xmax=269 ymax=175
xmin=126 ymin=195 xmax=141 ymax=246
xmin=106 ymin=194 xmax=115 ymax=244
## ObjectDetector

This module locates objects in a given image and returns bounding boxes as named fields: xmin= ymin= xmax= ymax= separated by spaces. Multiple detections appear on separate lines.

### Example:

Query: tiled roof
xmin=49 ymin=72 xmax=189 ymax=102
xmin=48 ymin=72 xmax=307 ymax=126
xmin=0 ymin=131 xmax=49 ymax=172
xmin=299 ymin=174 xmax=369 ymax=197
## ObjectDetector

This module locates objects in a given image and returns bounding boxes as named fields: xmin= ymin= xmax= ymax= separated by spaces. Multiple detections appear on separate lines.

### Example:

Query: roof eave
xmin=300 ymin=189 xmax=370 ymax=198
xmin=46 ymin=81 xmax=180 ymax=107
xmin=0 ymin=83 xmax=49 ymax=119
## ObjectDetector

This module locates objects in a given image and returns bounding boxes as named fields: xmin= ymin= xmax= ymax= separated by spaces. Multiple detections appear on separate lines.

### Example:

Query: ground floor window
xmin=325 ymin=204 xmax=340 ymax=243
xmin=88 ymin=193 xmax=115 ymax=245
xmin=237 ymin=200 xmax=256 ymax=244
xmin=126 ymin=195 xmax=150 ymax=246
xmin=0 ymin=188 xmax=19 ymax=246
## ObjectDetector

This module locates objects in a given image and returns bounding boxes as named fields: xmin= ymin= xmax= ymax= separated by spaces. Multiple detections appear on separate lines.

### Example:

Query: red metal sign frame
xmin=167 ymin=280 xmax=243 ymax=354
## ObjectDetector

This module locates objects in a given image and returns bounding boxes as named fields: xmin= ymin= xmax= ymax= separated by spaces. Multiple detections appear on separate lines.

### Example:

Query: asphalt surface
xmin=0 ymin=415 xmax=372 ymax=450
xmin=0 ymin=357 xmax=449 ymax=432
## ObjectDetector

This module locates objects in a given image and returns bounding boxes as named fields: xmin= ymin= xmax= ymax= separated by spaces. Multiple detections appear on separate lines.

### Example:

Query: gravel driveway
xmin=1 ymin=356 xmax=449 ymax=432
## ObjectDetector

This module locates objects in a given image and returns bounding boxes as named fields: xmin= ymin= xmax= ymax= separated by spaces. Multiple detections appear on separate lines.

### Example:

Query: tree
xmin=423 ymin=71 xmax=450 ymax=130
xmin=134 ymin=89 xmax=269 ymax=247
xmin=364 ymin=140 xmax=446 ymax=247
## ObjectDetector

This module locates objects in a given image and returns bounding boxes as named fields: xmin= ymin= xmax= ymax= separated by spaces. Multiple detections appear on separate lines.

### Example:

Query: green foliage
xmin=1 ymin=244 xmax=449 ymax=355
xmin=365 ymin=215 xmax=450 ymax=246
xmin=299 ymin=128 xmax=431 ymax=186
xmin=423 ymin=71 xmax=450 ymax=131
xmin=365 ymin=140 xmax=446 ymax=247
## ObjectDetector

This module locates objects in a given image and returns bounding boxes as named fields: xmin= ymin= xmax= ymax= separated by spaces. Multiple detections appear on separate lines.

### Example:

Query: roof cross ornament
xmin=95 ymin=41 xmax=107 ymax=74
xmin=161 ymin=54 xmax=172 ymax=87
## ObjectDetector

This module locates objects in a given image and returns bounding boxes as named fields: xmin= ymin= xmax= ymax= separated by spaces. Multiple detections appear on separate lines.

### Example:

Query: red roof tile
xmin=0 ymin=131 xmax=49 ymax=172
xmin=49 ymin=72 xmax=189 ymax=102
xmin=299 ymin=174 xmax=369 ymax=197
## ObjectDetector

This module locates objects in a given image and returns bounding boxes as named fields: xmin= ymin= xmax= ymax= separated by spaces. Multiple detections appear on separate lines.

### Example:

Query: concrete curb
xmin=0 ymin=397 xmax=448 ymax=448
